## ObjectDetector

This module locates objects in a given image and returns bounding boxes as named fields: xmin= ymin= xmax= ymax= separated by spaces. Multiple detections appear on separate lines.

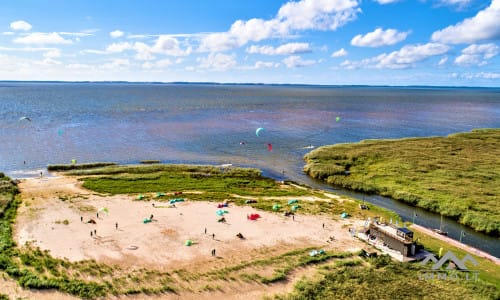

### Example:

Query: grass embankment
xmin=271 ymin=254 xmax=499 ymax=300
xmin=303 ymin=129 xmax=500 ymax=236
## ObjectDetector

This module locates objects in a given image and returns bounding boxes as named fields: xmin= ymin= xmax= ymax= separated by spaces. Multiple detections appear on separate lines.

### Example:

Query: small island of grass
xmin=303 ymin=128 xmax=500 ymax=236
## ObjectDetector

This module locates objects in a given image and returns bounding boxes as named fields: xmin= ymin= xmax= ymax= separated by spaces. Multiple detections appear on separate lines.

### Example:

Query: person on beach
xmin=212 ymin=233 xmax=215 ymax=239
xmin=150 ymin=214 xmax=154 ymax=220
xmin=322 ymin=223 xmax=325 ymax=229
xmin=211 ymin=249 xmax=216 ymax=256
xmin=96 ymin=212 xmax=99 ymax=218
xmin=81 ymin=216 xmax=83 ymax=222
xmin=40 ymin=171 xmax=43 ymax=178
xmin=90 ymin=231 xmax=93 ymax=237
xmin=94 ymin=229 xmax=96 ymax=236
xmin=204 ymin=227 xmax=207 ymax=234
xmin=115 ymin=222 xmax=118 ymax=230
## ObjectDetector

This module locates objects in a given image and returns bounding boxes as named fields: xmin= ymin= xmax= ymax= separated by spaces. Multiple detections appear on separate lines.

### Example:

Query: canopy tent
xmin=98 ymin=207 xmax=109 ymax=214
xmin=216 ymin=209 xmax=229 ymax=216
xmin=291 ymin=205 xmax=300 ymax=211
xmin=272 ymin=204 xmax=281 ymax=211
xmin=288 ymin=199 xmax=298 ymax=205
xmin=341 ymin=212 xmax=349 ymax=218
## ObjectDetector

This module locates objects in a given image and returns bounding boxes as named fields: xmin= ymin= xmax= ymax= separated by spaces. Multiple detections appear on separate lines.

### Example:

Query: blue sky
xmin=0 ymin=0 xmax=499 ymax=86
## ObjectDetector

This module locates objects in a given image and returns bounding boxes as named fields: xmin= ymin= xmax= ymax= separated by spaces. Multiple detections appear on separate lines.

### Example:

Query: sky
xmin=0 ymin=0 xmax=499 ymax=86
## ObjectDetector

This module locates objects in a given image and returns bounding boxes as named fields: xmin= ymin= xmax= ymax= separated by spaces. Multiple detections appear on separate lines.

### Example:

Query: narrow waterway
xmin=262 ymin=167 xmax=500 ymax=259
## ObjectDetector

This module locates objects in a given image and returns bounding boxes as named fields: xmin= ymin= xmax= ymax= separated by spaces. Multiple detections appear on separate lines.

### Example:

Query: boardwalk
xmin=410 ymin=224 xmax=500 ymax=265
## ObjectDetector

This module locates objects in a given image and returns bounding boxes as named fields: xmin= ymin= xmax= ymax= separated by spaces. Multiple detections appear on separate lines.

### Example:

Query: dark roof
xmin=397 ymin=227 xmax=413 ymax=234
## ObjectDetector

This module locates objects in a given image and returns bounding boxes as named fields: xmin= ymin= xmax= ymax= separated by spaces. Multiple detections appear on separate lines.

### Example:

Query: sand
xmin=11 ymin=175 xmax=364 ymax=298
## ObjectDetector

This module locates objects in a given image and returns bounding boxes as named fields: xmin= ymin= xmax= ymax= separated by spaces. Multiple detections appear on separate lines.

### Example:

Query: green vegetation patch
xmin=304 ymin=129 xmax=500 ymax=236
xmin=272 ymin=255 xmax=499 ymax=300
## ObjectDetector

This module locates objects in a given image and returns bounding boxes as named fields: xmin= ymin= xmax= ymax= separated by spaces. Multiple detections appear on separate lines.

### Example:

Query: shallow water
xmin=1 ymin=82 xmax=499 ymax=255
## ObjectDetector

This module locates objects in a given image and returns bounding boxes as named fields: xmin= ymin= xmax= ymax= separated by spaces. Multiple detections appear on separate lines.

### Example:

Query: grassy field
xmin=303 ymin=129 xmax=500 ymax=236
xmin=1 ymin=165 xmax=499 ymax=299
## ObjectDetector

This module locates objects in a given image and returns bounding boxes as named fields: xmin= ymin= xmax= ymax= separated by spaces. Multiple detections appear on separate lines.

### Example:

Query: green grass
xmin=272 ymin=255 xmax=499 ymax=300
xmin=304 ymin=128 xmax=500 ymax=236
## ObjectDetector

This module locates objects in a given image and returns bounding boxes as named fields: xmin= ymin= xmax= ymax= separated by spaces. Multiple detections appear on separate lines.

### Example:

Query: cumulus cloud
xmin=14 ymin=32 xmax=73 ymax=45
xmin=246 ymin=42 xmax=311 ymax=55
xmin=106 ymin=42 xmax=132 ymax=53
xmin=431 ymin=0 xmax=500 ymax=44
xmin=282 ymin=55 xmax=316 ymax=68
xmin=151 ymin=35 xmax=192 ymax=56
xmin=199 ymin=0 xmax=360 ymax=52
xmin=351 ymin=28 xmax=409 ymax=47
xmin=197 ymin=53 xmax=237 ymax=70
xmin=340 ymin=43 xmax=450 ymax=69
xmin=10 ymin=20 xmax=32 ymax=31
xmin=331 ymin=48 xmax=348 ymax=57
xmin=133 ymin=42 xmax=155 ymax=60
xmin=454 ymin=43 xmax=499 ymax=66
xmin=110 ymin=30 xmax=124 ymax=38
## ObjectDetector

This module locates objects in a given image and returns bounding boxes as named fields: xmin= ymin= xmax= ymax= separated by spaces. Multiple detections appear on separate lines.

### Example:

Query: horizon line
xmin=0 ymin=80 xmax=498 ymax=89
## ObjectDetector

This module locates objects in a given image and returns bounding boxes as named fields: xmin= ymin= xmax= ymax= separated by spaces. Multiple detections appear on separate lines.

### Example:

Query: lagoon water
xmin=1 ymin=82 xmax=499 ymax=255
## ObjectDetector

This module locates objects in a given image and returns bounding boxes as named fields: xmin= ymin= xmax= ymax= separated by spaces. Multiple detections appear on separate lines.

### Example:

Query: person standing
xmin=115 ymin=222 xmax=118 ymax=230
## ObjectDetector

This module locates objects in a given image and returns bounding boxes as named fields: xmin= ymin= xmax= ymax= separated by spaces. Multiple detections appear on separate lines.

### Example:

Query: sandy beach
xmin=8 ymin=175 xmax=365 ymax=299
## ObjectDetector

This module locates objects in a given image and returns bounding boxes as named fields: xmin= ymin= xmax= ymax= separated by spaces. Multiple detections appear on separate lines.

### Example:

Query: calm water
xmin=1 ymin=82 xmax=499 ymax=255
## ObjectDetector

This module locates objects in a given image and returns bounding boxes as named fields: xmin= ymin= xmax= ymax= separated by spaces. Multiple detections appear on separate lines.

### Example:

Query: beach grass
xmin=271 ymin=254 xmax=499 ymax=300
xmin=303 ymin=128 xmax=500 ymax=236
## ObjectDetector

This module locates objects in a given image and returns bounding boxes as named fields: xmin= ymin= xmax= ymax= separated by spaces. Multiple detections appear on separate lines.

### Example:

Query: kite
xmin=19 ymin=116 xmax=31 ymax=122
xmin=336 ymin=116 xmax=341 ymax=122
xmin=255 ymin=127 xmax=264 ymax=137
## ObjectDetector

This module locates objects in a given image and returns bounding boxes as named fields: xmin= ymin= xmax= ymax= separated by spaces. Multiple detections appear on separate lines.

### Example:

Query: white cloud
xmin=197 ymin=53 xmax=236 ymax=70
xmin=10 ymin=20 xmax=32 ymax=31
xmin=14 ymin=32 xmax=73 ymax=45
xmin=431 ymin=0 xmax=500 ymax=44
xmin=101 ymin=58 xmax=130 ymax=70
xmin=454 ymin=43 xmax=499 ymax=66
xmin=351 ymin=28 xmax=409 ymax=47
xmin=374 ymin=0 xmax=400 ymax=4
xmin=331 ymin=48 xmax=348 ymax=57
xmin=106 ymin=42 xmax=132 ymax=53
xmin=43 ymin=49 xmax=61 ymax=58
xmin=142 ymin=59 xmax=172 ymax=69
xmin=282 ymin=55 xmax=316 ymax=68
xmin=2 ymin=32 xmax=14 ymax=36
xmin=199 ymin=0 xmax=360 ymax=52
xmin=133 ymin=42 xmax=155 ymax=60
xmin=151 ymin=35 xmax=192 ymax=56
xmin=375 ymin=43 xmax=450 ymax=68
xmin=82 ymin=49 xmax=108 ymax=55
xmin=246 ymin=43 xmax=311 ymax=55
xmin=340 ymin=43 xmax=450 ymax=69
xmin=451 ymin=71 xmax=500 ymax=79
xmin=255 ymin=61 xmax=280 ymax=69
xmin=438 ymin=56 xmax=448 ymax=65
xmin=437 ymin=0 xmax=472 ymax=8
xmin=110 ymin=30 xmax=124 ymax=38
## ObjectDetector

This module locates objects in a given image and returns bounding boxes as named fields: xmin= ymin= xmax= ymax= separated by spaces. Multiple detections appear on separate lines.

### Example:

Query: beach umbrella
xmin=288 ymin=199 xmax=298 ymax=205
xmin=185 ymin=240 xmax=193 ymax=246
xmin=272 ymin=204 xmax=281 ymax=211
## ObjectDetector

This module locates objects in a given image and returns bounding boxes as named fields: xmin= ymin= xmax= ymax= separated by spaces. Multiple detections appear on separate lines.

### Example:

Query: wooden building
xmin=368 ymin=222 xmax=416 ymax=257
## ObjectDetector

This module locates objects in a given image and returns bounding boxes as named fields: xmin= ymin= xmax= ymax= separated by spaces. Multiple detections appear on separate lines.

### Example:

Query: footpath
xmin=410 ymin=224 xmax=500 ymax=265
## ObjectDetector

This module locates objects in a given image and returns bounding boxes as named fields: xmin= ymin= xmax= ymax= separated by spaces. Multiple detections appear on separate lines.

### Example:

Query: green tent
xmin=288 ymin=199 xmax=298 ymax=205
xmin=272 ymin=204 xmax=281 ymax=211
xmin=185 ymin=240 xmax=193 ymax=246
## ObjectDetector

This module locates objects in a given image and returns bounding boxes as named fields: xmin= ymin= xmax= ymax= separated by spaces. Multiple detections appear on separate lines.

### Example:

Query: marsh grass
xmin=304 ymin=129 xmax=500 ymax=236
xmin=272 ymin=255 xmax=499 ymax=300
